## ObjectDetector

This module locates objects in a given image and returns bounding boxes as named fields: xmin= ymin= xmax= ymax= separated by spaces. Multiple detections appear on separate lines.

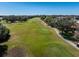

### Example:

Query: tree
xmin=0 ymin=23 xmax=10 ymax=43
xmin=41 ymin=16 xmax=58 ymax=27
xmin=40 ymin=15 xmax=46 ymax=20
xmin=56 ymin=17 xmax=76 ymax=40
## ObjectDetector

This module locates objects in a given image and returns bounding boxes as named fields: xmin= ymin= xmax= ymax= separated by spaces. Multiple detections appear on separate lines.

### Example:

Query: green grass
xmin=5 ymin=18 xmax=79 ymax=57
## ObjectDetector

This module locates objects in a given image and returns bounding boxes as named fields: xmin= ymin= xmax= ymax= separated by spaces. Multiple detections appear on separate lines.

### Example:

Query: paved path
xmin=40 ymin=19 xmax=79 ymax=50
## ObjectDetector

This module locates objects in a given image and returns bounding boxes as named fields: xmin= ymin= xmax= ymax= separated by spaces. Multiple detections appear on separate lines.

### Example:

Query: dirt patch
xmin=6 ymin=47 xmax=26 ymax=57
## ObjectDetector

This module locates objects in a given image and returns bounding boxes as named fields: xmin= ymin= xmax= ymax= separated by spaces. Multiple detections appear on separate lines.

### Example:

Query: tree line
xmin=2 ymin=15 xmax=36 ymax=23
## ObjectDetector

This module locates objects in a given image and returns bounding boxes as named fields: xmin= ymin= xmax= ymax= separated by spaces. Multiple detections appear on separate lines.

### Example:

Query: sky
xmin=0 ymin=2 xmax=79 ymax=15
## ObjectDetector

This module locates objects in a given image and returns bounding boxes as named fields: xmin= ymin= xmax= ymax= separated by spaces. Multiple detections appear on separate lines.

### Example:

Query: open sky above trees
xmin=0 ymin=2 xmax=79 ymax=15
